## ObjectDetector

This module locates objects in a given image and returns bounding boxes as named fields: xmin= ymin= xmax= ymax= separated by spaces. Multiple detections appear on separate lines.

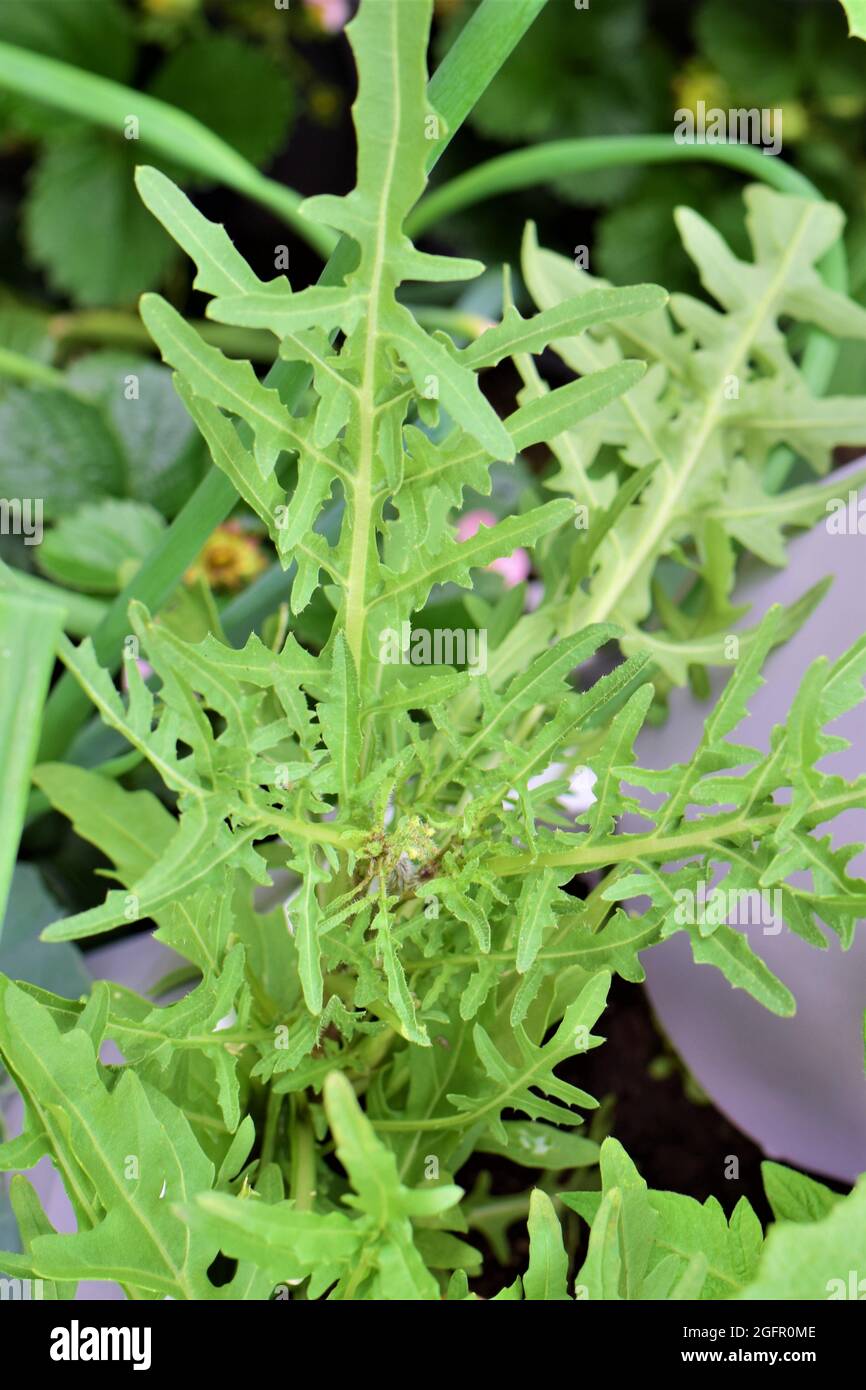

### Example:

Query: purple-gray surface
xmin=639 ymin=461 xmax=866 ymax=1182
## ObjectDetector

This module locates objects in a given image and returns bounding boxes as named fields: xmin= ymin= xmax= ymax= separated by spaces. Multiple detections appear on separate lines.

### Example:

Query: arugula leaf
xmin=740 ymin=1177 xmax=866 ymax=1300
xmin=566 ymin=1138 xmax=764 ymax=1300
xmin=761 ymin=1162 xmax=839 ymax=1224
xmin=0 ymin=977 xmax=221 ymax=1298
xmin=517 ymin=199 xmax=866 ymax=681
xmin=524 ymin=1189 xmax=569 ymax=1300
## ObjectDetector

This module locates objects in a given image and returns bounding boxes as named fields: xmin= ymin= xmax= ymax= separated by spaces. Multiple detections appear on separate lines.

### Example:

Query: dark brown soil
xmin=567 ymin=976 xmax=772 ymax=1214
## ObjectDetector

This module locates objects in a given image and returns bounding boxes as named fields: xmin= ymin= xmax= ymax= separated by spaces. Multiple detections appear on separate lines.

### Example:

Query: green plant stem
xmin=486 ymin=785 xmax=866 ymax=879
xmin=342 ymin=1248 xmax=376 ymax=1299
xmin=339 ymin=0 xmax=552 ymax=683
xmin=0 ymin=41 xmax=336 ymax=259
xmin=50 ymin=310 xmax=279 ymax=364
xmin=0 ymin=346 xmax=68 ymax=389
xmin=425 ymin=0 xmax=548 ymax=148
xmin=259 ymin=1088 xmax=283 ymax=1171
xmin=35 ymin=0 xmax=550 ymax=766
xmin=408 ymin=305 xmax=493 ymax=341
xmin=250 ymin=810 xmax=363 ymax=852
xmin=288 ymin=1098 xmax=317 ymax=1212
xmin=409 ymin=134 xmax=846 ymax=253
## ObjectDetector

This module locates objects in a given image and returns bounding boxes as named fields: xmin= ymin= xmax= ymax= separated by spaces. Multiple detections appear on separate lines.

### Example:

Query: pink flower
xmin=456 ymin=508 xmax=531 ymax=588
xmin=455 ymin=507 xmax=498 ymax=541
xmin=122 ymin=658 xmax=153 ymax=693
xmin=524 ymin=580 xmax=545 ymax=612
xmin=304 ymin=0 xmax=350 ymax=32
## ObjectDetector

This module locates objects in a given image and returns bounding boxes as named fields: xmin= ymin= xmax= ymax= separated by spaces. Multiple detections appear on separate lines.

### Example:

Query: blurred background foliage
xmin=435 ymin=0 xmax=866 ymax=308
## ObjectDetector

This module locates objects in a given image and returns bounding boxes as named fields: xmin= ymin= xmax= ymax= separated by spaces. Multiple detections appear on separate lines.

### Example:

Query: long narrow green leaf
xmin=425 ymin=0 xmax=548 ymax=161
xmin=0 ymin=595 xmax=64 ymax=933
xmin=0 ymin=558 xmax=107 ymax=638
xmin=0 ymin=40 xmax=335 ymax=258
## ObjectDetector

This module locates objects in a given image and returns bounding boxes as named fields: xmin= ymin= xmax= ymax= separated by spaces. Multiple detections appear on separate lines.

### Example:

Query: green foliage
xmin=437 ymin=0 xmax=672 ymax=208
xmin=37 ymin=500 xmax=166 ymax=594
xmin=0 ymin=388 xmax=125 ymax=519
xmin=0 ymin=595 xmax=65 ymax=929
xmin=0 ymin=354 xmax=205 ymax=523
xmin=565 ymin=1138 xmax=764 ymax=1299
xmin=552 ymin=1137 xmax=866 ymax=1301
xmin=195 ymin=1072 xmax=466 ymax=1300
xmin=0 ymin=0 xmax=134 ymax=138
xmin=0 ymin=0 xmax=295 ymax=306
xmin=147 ymin=35 xmax=292 ymax=171
xmin=1 ymin=0 xmax=865 ymax=1303
xmin=839 ymin=0 xmax=866 ymax=41
xmin=0 ymin=974 xmax=253 ymax=1298
xmin=0 ymin=865 xmax=89 ymax=999
xmin=739 ymin=1178 xmax=866 ymax=1300
xmin=518 ymin=200 xmax=866 ymax=685
xmin=761 ymin=1161 xmax=839 ymax=1224
xmin=438 ymin=0 xmax=866 ymax=291
xmin=24 ymin=129 xmax=177 ymax=306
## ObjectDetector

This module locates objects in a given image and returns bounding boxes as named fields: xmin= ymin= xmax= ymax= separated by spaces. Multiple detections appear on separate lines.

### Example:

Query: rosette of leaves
xmin=2 ymin=0 xmax=866 ymax=1301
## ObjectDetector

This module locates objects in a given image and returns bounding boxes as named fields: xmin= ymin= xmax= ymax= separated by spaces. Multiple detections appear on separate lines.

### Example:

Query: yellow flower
xmin=185 ymin=523 xmax=267 ymax=592
xmin=825 ymin=93 xmax=866 ymax=120
xmin=142 ymin=0 xmax=200 ymax=16
xmin=672 ymin=60 xmax=730 ymax=118
xmin=777 ymin=100 xmax=809 ymax=142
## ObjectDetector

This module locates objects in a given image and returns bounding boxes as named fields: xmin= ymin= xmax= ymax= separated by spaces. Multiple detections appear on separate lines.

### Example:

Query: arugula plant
xmin=2 ymin=0 xmax=866 ymax=1300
